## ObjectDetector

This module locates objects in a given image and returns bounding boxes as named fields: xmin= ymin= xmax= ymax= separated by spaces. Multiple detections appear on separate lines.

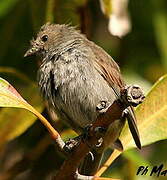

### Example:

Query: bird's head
xmin=24 ymin=23 xmax=71 ymax=58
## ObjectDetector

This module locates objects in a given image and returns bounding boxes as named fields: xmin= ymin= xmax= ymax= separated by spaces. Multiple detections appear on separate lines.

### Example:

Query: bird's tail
xmin=79 ymin=149 xmax=104 ymax=175
xmin=126 ymin=106 xmax=141 ymax=149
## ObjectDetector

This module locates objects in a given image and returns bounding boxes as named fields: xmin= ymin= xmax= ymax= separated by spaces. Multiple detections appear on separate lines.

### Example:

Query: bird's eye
xmin=41 ymin=35 xmax=48 ymax=42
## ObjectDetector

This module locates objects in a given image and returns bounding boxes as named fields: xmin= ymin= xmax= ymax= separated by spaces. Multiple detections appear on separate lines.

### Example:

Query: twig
xmin=54 ymin=100 xmax=124 ymax=180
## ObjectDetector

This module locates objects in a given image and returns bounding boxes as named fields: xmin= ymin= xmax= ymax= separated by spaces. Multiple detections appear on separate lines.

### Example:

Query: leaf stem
xmin=27 ymin=104 xmax=65 ymax=150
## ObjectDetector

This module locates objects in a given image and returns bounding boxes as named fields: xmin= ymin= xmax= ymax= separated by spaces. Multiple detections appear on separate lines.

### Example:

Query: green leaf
xmin=152 ymin=0 xmax=167 ymax=70
xmin=0 ymin=108 xmax=37 ymax=147
xmin=123 ymin=149 xmax=151 ymax=167
xmin=0 ymin=78 xmax=44 ymax=148
xmin=121 ymin=74 xmax=167 ymax=150
xmin=97 ymin=74 xmax=167 ymax=176
xmin=0 ymin=77 xmax=60 ymax=150
xmin=61 ymin=129 xmax=77 ymax=142
xmin=0 ymin=0 xmax=20 ymax=17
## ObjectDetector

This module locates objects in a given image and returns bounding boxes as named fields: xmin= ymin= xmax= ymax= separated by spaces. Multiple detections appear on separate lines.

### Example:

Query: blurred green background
xmin=0 ymin=0 xmax=167 ymax=179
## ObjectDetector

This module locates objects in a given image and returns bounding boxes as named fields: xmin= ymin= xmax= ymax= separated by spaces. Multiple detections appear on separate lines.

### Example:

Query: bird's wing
xmin=87 ymin=40 xmax=125 ymax=94
xmin=87 ymin=40 xmax=141 ymax=149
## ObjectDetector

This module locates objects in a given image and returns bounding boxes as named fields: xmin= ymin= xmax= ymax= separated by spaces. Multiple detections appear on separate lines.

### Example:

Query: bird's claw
xmin=63 ymin=136 xmax=82 ymax=153
xmin=82 ymin=125 xmax=106 ymax=148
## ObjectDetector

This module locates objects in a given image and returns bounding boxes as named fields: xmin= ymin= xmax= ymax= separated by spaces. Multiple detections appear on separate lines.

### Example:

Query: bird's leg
xmin=79 ymin=100 xmax=112 ymax=175
xmin=63 ymin=125 xmax=106 ymax=154
xmin=63 ymin=135 xmax=83 ymax=154
xmin=64 ymin=100 xmax=111 ymax=153
xmin=63 ymin=124 xmax=106 ymax=154
xmin=81 ymin=100 xmax=112 ymax=147
xmin=80 ymin=124 xmax=106 ymax=148
xmin=63 ymin=100 xmax=113 ymax=176
xmin=94 ymin=100 xmax=112 ymax=145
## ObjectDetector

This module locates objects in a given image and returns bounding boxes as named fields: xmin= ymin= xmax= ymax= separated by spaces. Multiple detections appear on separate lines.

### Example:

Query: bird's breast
xmin=38 ymin=49 xmax=117 ymax=131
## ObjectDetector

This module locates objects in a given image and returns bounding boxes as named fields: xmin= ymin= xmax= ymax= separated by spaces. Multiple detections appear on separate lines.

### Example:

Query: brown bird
xmin=24 ymin=23 xmax=142 ymax=175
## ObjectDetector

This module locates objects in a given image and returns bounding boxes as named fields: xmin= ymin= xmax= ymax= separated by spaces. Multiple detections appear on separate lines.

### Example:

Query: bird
xmin=24 ymin=23 xmax=142 ymax=175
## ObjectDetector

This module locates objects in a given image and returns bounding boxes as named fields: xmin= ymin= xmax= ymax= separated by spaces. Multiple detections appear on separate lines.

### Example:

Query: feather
xmin=87 ymin=39 xmax=141 ymax=149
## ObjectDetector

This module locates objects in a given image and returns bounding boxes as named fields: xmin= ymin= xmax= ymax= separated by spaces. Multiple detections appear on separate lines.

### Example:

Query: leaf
xmin=0 ymin=77 xmax=58 ymax=149
xmin=121 ymin=74 xmax=167 ymax=150
xmin=0 ymin=77 xmax=42 ymax=113
xmin=152 ymin=0 xmax=167 ymax=69
xmin=61 ymin=129 xmax=77 ymax=141
xmin=0 ymin=78 xmax=26 ymax=108
xmin=0 ymin=78 xmax=43 ymax=148
xmin=0 ymin=0 xmax=20 ymax=17
xmin=0 ymin=108 xmax=38 ymax=148
xmin=123 ymin=149 xmax=151 ymax=167
xmin=97 ymin=74 xmax=167 ymax=176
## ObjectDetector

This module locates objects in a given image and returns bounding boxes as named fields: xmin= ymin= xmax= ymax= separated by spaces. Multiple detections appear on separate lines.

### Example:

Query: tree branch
xmin=54 ymin=100 xmax=124 ymax=180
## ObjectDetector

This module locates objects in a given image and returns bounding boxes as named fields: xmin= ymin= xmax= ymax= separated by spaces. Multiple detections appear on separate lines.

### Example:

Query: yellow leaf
xmin=0 ymin=77 xmax=58 ymax=149
xmin=97 ymin=74 xmax=167 ymax=176
xmin=121 ymin=74 xmax=167 ymax=150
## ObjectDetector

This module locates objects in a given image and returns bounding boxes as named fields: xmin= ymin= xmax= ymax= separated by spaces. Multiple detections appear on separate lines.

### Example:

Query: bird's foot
xmin=63 ymin=136 xmax=82 ymax=153
xmin=63 ymin=125 xmax=106 ymax=153
xmin=94 ymin=126 xmax=107 ymax=139
xmin=82 ymin=125 xmax=107 ymax=148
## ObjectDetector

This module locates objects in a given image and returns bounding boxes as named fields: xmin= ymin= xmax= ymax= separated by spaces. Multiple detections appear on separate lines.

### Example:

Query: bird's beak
xmin=24 ymin=46 xmax=40 ymax=57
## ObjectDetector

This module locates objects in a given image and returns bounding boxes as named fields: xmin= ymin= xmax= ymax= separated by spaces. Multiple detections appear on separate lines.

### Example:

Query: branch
xmin=54 ymin=100 xmax=124 ymax=180
xmin=54 ymin=84 xmax=144 ymax=179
